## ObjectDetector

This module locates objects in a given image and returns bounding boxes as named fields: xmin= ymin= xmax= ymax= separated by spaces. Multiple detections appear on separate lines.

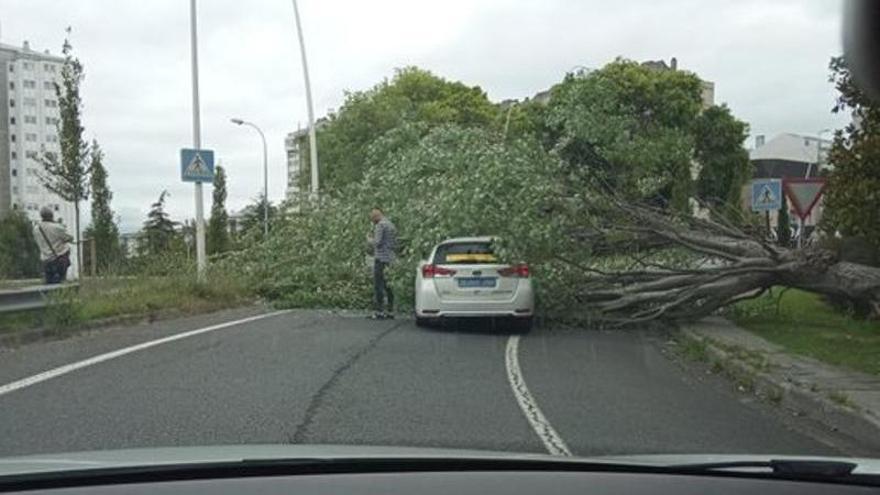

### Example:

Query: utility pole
xmin=292 ymin=0 xmax=319 ymax=198
xmin=190 ymin=0 xmax=206 ymax=278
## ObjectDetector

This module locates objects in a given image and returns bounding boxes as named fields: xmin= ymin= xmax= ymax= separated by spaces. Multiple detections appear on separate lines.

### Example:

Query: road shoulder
xmin=678 ymin=316 xmax=880 ymax=453
xmin=0 ymin=305 xmax=278 ymax=387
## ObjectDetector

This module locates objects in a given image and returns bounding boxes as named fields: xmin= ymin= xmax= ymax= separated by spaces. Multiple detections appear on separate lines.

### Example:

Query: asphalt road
xmin=0 ymin=308 xmax=872 ymax=458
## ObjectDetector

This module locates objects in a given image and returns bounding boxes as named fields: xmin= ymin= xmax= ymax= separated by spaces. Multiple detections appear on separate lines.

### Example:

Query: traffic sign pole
xmin=190 ymin=0 xmax=206 ymax=279
xmin=798 ymin=217 xmax=804 ymax=249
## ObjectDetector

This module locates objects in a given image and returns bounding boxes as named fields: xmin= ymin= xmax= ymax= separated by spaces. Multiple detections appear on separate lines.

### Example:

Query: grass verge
xmin=0 ymin=271 xmax=254 ymax=335
xmin=727 ymin=288 xmax=880 ymax=376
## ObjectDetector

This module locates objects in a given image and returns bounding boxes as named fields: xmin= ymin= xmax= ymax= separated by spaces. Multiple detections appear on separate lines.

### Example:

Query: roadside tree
xmin=207 ymin=166 xmax=230 ymax=255
xmin=83 ymin=141 xmax=121 ymax=272
xmin=35 ymin=31 xmax=91 ymax=274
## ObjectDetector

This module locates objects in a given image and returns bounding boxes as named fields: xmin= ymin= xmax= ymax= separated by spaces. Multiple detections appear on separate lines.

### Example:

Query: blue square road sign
xmin=180 ymin=148 xmax=215 ymax=183
xmin=751 ymin=179 xmax=782 ymax=212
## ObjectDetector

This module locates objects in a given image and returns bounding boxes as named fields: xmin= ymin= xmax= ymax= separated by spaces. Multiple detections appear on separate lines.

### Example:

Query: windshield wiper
xmin=667 ymin=459 xmax=859 ymax=478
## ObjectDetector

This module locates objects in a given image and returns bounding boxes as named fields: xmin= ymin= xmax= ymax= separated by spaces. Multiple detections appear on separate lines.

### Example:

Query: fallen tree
xmin=565 ymin=196 xmax=880 ymax=325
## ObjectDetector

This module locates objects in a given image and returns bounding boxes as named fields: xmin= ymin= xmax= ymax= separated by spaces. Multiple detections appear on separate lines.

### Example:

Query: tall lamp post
xmin=189 ymin=0 xmax=206 ymax=278
xmin=230 ymin=118 xmax=269 ymax=238
xmin=291 ymin=0 xmax=319 ymax=198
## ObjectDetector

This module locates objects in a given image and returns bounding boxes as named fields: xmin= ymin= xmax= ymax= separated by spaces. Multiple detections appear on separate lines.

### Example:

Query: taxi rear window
xmin=433 ymin=242 xmax=498 ymax=264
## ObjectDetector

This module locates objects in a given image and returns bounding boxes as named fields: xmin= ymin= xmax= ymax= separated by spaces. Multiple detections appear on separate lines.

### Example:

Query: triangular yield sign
xmin=784 ymin=178 xmax=827 ymax=219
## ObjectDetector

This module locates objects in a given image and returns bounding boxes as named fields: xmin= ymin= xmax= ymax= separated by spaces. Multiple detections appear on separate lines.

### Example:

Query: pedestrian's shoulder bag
xmin=37 ymin=224 xmax=71 ymax=270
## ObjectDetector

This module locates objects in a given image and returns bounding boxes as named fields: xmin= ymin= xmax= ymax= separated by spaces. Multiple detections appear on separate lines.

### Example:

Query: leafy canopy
xmin=36 ymin=33 xmax=90 ymax=206
xmin=303 ymin=67 xmax=499 ymax=192
xmin=694 ymin=104 xmax=751 ymax=211
xmin=548 ymin=59 xmax=705 ymax=211
xmin=0 ymin=211 xmax=41 ymax=278
xmin=823 ymin=56 xmax=880 ymax=254
xmin=229 ymin=125 xmax=575 ymax=311
xmin=140 ymin=191 xmax=178 ymax=256
xmin=83 ymin=141 xmax=121 ymax=271
xmin=207 ymin=165 xmax=230 ymax=255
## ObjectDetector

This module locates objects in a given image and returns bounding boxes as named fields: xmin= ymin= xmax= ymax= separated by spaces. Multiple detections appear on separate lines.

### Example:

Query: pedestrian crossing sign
xmin=751 ymin=179 xmax=782 ymax=212
xmin=180 ymin=148 xmax=215 ymax=183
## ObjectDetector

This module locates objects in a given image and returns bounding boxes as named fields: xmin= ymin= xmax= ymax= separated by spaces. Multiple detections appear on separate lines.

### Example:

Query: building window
xmin=43 ymin=81 xmax=54 ymax=90
xmin=45 ymin=117 xmax=59 ymax=126
xmin=25 ymin=150 xmax=39 ymax=159
xmin=12 ymin=187 xmax=18 ymax=195
xmin=46 ymin=134 xmax=58 ymax=143
xmin=25 ymin=133 xmax=38 ymax=142
xmin=23 ymin=80 xmax=36 ymax=89
xmin=25 ymin=186 xmax=38 ymax=194
xmin=9 ymin=117 xmax=15 ymax=125
xmin=8 ymin=81 xmax=13 ymax=90
xmin=23 ymin=97 xmax=36 ymax=106
xmin=44 ymin=99 xmax=57 ymax=107
xmin=54 ymin=204 xmax=59 ymax=211
xmin=24 ymin=115 xmax=37 ymax=124
xmin=44 ymin=64 xmax=56 ymax=73
xmin=8 ymin=64 xmax=13 ymax=72
xmin=11 ymin=169 xmax=17 ymax=177
xmin=10 ymin=134 xmax=15 ymax=142
xmin=23 ymin=62 xmax=33 ymax=71
xmin=9 ymin=99 xmax=14 ymax=107
xmin=10 ymin=152 xmax=16 ymax=160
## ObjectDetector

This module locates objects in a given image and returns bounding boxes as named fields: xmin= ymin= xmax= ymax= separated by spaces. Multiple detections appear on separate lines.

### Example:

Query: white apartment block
xmin=284 ymin=127 xmax=306 ymax=203
xmin=1 ymin=40 xmax=80 ymax=278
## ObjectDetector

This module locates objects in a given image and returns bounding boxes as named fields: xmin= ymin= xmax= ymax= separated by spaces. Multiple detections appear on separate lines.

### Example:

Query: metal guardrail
xmin=0 ymin=283 xmax=79 ymax=314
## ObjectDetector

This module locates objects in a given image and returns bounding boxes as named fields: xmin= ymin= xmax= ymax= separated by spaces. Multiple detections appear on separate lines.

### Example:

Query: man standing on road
xmin=366 ymin=207 xmax=397 ymax=320
xmin=33 ymin=206 xmax=73 ymax=284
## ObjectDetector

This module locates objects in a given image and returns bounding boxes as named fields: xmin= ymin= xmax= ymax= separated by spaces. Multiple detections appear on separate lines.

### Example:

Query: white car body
xmin=414 ymin=237 xmax=535 ymax=327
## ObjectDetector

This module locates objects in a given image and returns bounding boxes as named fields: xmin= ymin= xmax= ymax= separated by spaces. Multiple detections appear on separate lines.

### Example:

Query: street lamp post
xmin=291 ymin=0 xmax=319 ymax=198
xmin=231 ymin=118 xmax=269 ymax=238
xmin=189 ymin=0 xmax=207 ymax=279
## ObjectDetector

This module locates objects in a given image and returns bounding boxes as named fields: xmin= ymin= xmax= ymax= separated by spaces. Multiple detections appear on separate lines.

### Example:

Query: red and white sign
xmin=783 ymin=177 xmax=827 ymax=220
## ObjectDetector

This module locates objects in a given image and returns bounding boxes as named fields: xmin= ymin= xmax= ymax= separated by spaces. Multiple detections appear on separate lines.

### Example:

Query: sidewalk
xmin=679 ymin=317 xmax=880 ymax=451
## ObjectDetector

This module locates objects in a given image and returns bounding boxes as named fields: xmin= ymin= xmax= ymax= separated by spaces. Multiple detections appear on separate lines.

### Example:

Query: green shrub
xmin=44 ymin=288 xmax=85 ymax=330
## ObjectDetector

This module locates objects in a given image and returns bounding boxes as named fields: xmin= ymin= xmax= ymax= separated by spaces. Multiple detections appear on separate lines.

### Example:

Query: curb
xmin=676 ymin=326 xmax=880 ymax=452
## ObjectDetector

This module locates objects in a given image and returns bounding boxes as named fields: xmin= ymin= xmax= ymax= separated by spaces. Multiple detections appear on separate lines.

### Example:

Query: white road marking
xmin=0 ymin=310 xmax=291 ymax=398
xmin=505 ymin=335 xmax=572 ymax=456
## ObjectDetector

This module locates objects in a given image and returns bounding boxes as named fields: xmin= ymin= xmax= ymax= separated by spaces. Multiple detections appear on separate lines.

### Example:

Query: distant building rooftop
xmin=0 ymin=40 xmax=65 ymax=62
xmin=750 ymin=133 xmax=833 ymax=178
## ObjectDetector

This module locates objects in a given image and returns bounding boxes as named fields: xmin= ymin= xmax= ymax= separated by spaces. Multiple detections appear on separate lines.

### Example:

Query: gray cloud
xmin=2 ymin=0 xmax=847 ymax=232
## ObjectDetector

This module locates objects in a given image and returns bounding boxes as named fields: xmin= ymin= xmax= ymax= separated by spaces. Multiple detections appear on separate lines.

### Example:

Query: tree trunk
xmin=74 ymin=201 xmax=82 ymax=280
xmin=572 ymin=198 xmax=880 ymax=325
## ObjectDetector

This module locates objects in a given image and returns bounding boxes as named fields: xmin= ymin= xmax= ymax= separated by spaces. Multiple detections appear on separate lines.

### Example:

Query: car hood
xmin=1 ymin=445 xmax=879 ymax=477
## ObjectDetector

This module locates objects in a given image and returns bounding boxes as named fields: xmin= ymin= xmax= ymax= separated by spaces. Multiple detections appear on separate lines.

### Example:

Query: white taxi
xmin=414 ymin=237 xmax=534 ymax=331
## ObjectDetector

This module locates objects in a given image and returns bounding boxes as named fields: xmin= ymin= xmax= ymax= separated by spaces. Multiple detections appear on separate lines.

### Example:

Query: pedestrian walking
xmin=366 ymin=207 xmax=397 ymax=319
xmin=33 ymin=207 xmax=73 ymax=284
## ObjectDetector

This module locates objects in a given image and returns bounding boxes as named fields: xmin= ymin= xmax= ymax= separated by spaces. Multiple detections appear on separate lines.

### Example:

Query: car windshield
xmin=2 ymin=0 xmax=880 ymax=475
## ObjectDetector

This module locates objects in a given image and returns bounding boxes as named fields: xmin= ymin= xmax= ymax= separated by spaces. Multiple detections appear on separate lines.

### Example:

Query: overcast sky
xmin=2 ymin=0 xmax=846 ymax=232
